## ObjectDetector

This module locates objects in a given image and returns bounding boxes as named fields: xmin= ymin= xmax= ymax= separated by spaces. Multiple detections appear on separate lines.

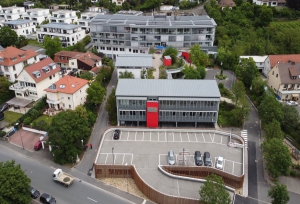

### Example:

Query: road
xmin=0 ymin=145 xmax=131 ymax=204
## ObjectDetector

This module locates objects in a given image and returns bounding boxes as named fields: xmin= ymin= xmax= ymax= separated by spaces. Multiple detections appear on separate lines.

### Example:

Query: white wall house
xmin=240 ymin=56 xmax=268 ymax=74
xmin=112 ymin=0 xmax=125 ymax=5
xmin=252 ymin=0 xmax=286 ymax=6
xmin=44 ymin=75 xmax=89 ymax=110
xmin=24 ymin=1 xmax=35 ymax=9
xmin=37 ymin=23 xmax=86 ymax=47
xmin=22 ymin=8 xmax=51 ymax=26
xmin=9 ymin=58 xmax=61 ymax=101
xmin=3 ymin=20 xmax=36 ymax=37
xmin=88 ymin=7 xmax=102 ymax=12
xmin=0 ymin=47 xmax=39 ymax=82
xmin=78 ymin=12 xmax=101 ymax=31
xmin=49 ymin=10 xmax=78 ymax=24
xmin=115 ymin=54 xmax=153 ymax=79
xmin=0 ymin=6 xmax=26 ymax=21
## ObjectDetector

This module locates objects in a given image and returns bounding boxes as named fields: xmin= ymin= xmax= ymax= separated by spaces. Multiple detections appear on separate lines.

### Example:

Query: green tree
xmin=232 ymin=81 xmax=246 ymax=105
xmin=262 ymin=138 xmax=292 ymax=178
xmin=182 ymin=64 xmax=201 ymax=79
xmin=0 ymin=26 xmax=18 ymax=48
xmin=86 ymin=81 xmax=106 ymax=105
xmin=34 ymin=119 xmax=49 ymax=131
xmin=251 ymin=76 xmax=266 ymax=98
xmin=105 ymin=88 xmax=117 ymax=125
xmin=280 ymin=105 xmax=300 ymax=133
xmin=44 ymin=36 xmax=62 ymax=59
xmin=199 ymin=174 xmax=231 ymax=204
xmin=79 ymin=71 xmax=94 ymax=80
xmin=268 ymin=183 xmax=290 ymax=204
xmin=264 ymin=119 xmax=284 ymax=140
xmin=119 ymin=70 xmax=134 ymax=78
xmin=286 ymin=0 xmax=300 ymax=10
xmin=0 ymin=160 xmax=31 ymax=204
xmin=0 ymin=76 xmax=14 ymax=104
xmin=258 ymin=94 xmax=283 ymax=125
xmin=48 ymin=109 xmax=91 ymax=164
xmin=255 ymin=5 xmax=273 ymax=27
xmin=235 ymin=58 xmax=259 ymax=89
xmin=91 ymin=46 xmax=98 ymax=55
xmin=190 ymin=44 xmax=209 ymax=67
xmin=72 ymin=41 xmax=86 ymax=52
xmin=163 ymin=46 xmax=178 ymax=64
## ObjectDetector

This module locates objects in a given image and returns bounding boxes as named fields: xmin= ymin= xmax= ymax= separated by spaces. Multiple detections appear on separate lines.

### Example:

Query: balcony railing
xmin=9 ymin=84 xmax=28 ymax=91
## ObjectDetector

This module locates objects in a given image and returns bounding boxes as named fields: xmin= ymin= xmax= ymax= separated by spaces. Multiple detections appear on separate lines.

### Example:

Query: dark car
xmin=30 ymin=186 xmax=40 ymax=199
xmin=40 ymin=193 xmax=56 ymax=204
xmin=113 ymin=129 xmax=120 ymax=140
xmin=0 ymin=103 xmax=8 ymax=112
xmin=203 ymin=152 xmax=212 ymax=167
xmin=194 ymin=151 xmax=203 ymax=166
xmin=0 ymin=112 xmax=4 ymax=121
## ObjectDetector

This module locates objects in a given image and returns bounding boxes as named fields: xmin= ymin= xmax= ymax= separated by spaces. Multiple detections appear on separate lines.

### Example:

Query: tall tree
xmin=235 ymin=58 xmax=259 ymax=89
xmin=119 ymin=70 xmax=134 ymax=78
xmin=0 ymin=76 xmax=14 ymax=104
xmin=105 ymin=88 xmax=117 ymax=125
xmin=0 ymin=26 xmax=18 ymax=48
xmin=86 ymin=81 xmax=106 ymax=105
xmin=280 ymin=105 xmax=300 ymax=133
xmin=182 ymin=64 xmax=201 ymax=79
xmin=199 ymin=174 xmax=231 ymax=204
xmin=232 ymin=81 xmax=246 ymax=105
xmin=264 ymin=119 xmax=284 ymax=140
xmin=79 ymin=71 xmax=94 ymax=80
xmin=258 ymin=94 xmax=283 ymax=125
xmin=286 ymin=0 xmax=300 ymax=10
xmin=255 ymin=5 xmax=273 ymax=27
xmin=251 ymin=76 xmax=266 ymax=98
xmin=0 ymin=160 xmax=31 ymax=204
xmin=189 ymin=44 xmax=209 ymax=67
xmin=44 ymin=36 xmax=62 ymax=59
xmin=268 ymin=183 xmax=290 ymax=204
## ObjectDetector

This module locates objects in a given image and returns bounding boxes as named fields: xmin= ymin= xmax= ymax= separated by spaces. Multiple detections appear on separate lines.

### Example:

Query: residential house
xmin=37 ymin=23 xmax=86 ymax=47
xmin=0 ymin=46 xmax=39 ymax=82
xmin=219 ymin=0 xmax=236 ymax=9
xmin=252 ymin=0 xmax=286 ymax=6
xmin=115 ymin=54 xmax=152 ymax=79
xmin=9 ymin=58 xmax=61 ymax=101
xmin=88 ymin=7 xmax=102 ymax=12
xmin=22 ymin=8 xmax=51 ymax=26
xmin=23 ymin=1 xmax=35 ymax=9
xmin=0 ymin=6 xmax=26 ymax=21
xmin=3 ymin=20 xmax=36 ymax=37
xmin=44 ymin=75 xmax=89 ymax=110
xmin=240 ymin=56 xmax=268 ymax=73
xmin=267 ymin=61 xmax=300 ymax=101
xmin=20 ymin=45 xmax=47 ymax=60
xmin=0 ymin=45 xmax=4 ymax=51
xmin=78 ymin=12 xmax=102 ymax=32
xmin=160 ymin=5 xmax=175 ymax=11
xmin=49 ymin=10 xmax=78 ymax=24
xmin=112 ymin=0 xmax=125 ymax=5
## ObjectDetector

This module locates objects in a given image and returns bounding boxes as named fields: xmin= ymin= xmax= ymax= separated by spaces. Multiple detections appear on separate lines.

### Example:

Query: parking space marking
xmin=202 ymin=133 xmax=206 ymax=142
xmin=122 ymin=154 xmax=125 ymax=164
xmin=150 ymin=132 xmax=152 ymax=141
xmin=194 ymin=133 xmax=198 ymax=142
xmin=212 ymin=133 xmax=215 ymax=142
xmin=220 ymin=136 xmax=222 ymax=145
xmin=105 ymin=154 xmax=108 ymax=164
xmin=187 ymin=133 xmax=190 ymax=142
xmin=232 ymin=161 xmax=234 ymax=174
xmin=127 ymin=132 xmax=129 ymax=141
xmin=209 ymin=133 xmax=213 ymax=142
xmin=165 ymin=132 xmax=167 ymax=141
xmin=177 ymin=180 xmax=180 ymax=196
xmin=180 ymin=132 xmax=182 ymax=142
xmin=173 ymin=132 xmax=175 ymax=142
xmin=135 ymin=132 xmax=137 ymax=141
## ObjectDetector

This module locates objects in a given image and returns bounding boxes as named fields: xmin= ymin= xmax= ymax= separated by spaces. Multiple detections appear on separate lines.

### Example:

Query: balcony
xmin=9 ymin=84 xmax=28 ymax=92
xmin=46 ymin=99 xmax=61 ymax=105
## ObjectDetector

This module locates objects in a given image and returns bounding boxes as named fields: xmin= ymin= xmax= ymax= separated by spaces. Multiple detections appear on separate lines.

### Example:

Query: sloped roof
xmin=75 ymin=52 xmax=101 ymax=67
xmin=0 ymin=46 xmax=39 ymax=66
xmin=23 ymin=58 xmax=61 ymax=83
xmin=115 ymin=54 xmax=153 ymax=67
xmin=219 ymin=0 xmax=236 ymax=7
xmin=44 ymin=75 xmax=88 ymax=94
xmin=277 ymin=62 xmax=300 ymax=84
xmin=269 ymin=54 xmax=300 ymax=68
xmin=54 ymin=51 xmax=83 ymax=58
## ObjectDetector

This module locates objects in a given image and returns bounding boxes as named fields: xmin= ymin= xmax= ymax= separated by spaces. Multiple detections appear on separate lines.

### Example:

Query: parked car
xmin=0 ymin=103 xmax=8 ymax=112
xmin=194 ymin=151 xmax=203 ymax=166
xmin=203 ymin=152 xmax=212 ymax=166
xmin=216 ymin=156 xmax=224 ymax=170
xmin=286 ymin=101 xmax=298 ymax=106
xmin=34 ymin=141 xmax=42 ymax=151
xmin=30 ymin=186 xmax=40 ymax=199
xmin=0 ymin=112 xmax=4 ymax=121
xmin=113 ymin=129 xmax=120 ymax=140
xmin=40 ymin=193 xmax=56 ymax=204
xmin=168 ymin=150 xmax=176 ymax=165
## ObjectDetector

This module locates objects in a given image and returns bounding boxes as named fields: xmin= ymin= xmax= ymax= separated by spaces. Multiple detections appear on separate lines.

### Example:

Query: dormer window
xmin=32 ymin=71 xmax=41 ymax=78
xmin=20 ymin=54 xmax=25 ymax=58
xmin=42 ymin=66 xmax=50 ymax=73
xmin=0 ymin=57 xmax=3 ymax=62
xmin=49 ymin=63 xmax=56 ymax=69
xmin=11 ymin=57 xmax=17 ymax=61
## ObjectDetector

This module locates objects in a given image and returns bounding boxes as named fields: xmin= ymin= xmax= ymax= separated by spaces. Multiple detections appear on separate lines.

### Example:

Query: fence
xmin=94 ymin=164 xmax=202 ymax=204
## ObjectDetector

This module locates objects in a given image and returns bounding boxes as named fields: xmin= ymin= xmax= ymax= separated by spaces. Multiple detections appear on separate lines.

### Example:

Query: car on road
xmin=0 ymin=103 xmax=8 ymax=112
xmin=40 ymin=193 xmax=56 ymax=204
xmin=203 ymin=152 xmax=212 ymax=166
xmin=286 ymin=101 xmax=298 ymax=106
xmin=113 ymin=129 xmax=120 ymax=140
xmin=194 ymin=151 xmax=203 ymax=166
xmin=30 ymin=186 xmax=40 ymax=199
xmin=168 ymin=150 xmax=176 ymax=165
xmin=0 ymin=112 xmax=4 ymax=121
xmin=216 ymin=156 xmax=224 ymax=170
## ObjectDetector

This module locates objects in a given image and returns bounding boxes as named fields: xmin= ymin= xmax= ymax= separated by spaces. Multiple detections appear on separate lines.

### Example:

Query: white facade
xmin=252 ymin=0 xmax=286 ymax=6
xmin=160 ymin=5 xmax=175 ymax=11
xmin=49 ymin=10 xmax=78 ymax=24
xmin=37 ymin=23 xmax=86 ymax=47
xmin=88 ymin=7 xmax=102 ymax=12
xmin=22 ymin=8 xmax=51 ymax=26
xmin=112 ymin=0 xmax=125 ymax=5
xmin=78 ymin=12 xmax=101 ymax=31
xmin=240 ymin=56 xmax=268 ymax=73
xmin=3 ymin=20 xmax=36 ymax=37
xmin=0 ymin=6 xmax=26 ymax=21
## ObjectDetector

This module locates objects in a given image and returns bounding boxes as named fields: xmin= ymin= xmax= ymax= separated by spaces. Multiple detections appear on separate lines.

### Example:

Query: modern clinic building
xmin=115 ymin=79 xmax=221 ymax=128
xmin=90 ymin=13 xmax=217 ymax=59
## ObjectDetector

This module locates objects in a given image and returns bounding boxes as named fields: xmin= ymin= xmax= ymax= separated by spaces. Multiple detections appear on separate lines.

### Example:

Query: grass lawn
xmin=28 ymin=39 xmax=44 ymax=48
xmin=4 ymin=111 xmax=23 ymax=124
xmin=35 ymin=115 xmax=53 ymax=125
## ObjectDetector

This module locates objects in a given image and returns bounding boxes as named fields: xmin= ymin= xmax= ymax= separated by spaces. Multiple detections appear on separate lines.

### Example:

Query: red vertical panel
xmin=146 ymin=101 xmax=159 ymax=128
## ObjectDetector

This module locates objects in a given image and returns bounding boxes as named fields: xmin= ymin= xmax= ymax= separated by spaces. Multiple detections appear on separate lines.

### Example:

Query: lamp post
xmin=81 ymin=139 xmax=83 ymax=146
xmin=15 ymin=123 xmax=24 ymax=150
xmin=125 ymin=163 xmax=129 ymax=193
xmin=112 ymin=147 xmax=114 ymax=165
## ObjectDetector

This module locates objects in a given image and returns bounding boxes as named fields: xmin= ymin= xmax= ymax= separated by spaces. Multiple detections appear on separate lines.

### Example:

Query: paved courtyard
xmin=9 ymin=129 xmax=41 ymax=151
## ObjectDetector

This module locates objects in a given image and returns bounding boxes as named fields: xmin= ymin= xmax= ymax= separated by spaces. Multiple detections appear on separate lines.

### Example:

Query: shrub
xmin=290 ymin=169 xmax=297 ymax=177
xmin=23 ymin=117 xmax=32 ymax=125
xmin=216 ymin=74 xmax=227 ymax=80
xmin=0 ymin=130 xmax=6 ymax=138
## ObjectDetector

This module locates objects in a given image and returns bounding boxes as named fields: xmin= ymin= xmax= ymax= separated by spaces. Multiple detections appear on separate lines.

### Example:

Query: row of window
xmin=119 ymin=110 xmax=217 ymax=117
xmin=118 ymin=100 xmax=218 ymax=108
xmin=20 ymin=81 xmax=36 ymax=88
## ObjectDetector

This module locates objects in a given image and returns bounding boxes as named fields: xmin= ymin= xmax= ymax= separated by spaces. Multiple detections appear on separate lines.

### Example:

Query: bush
xmin=0 ymin=130 xmax=6 ymax=137
xmin=290 ymin=169 xmax=297 ymax=177
xmin=23 ymin=117 xmax=33 ymax=125
xmin=216 ymin=74 xmax=227 ymax=80
xmin=149 ymin=47 xmax=155 ymax=54
xmin=33 ymin=120 xmax=48 ymax=131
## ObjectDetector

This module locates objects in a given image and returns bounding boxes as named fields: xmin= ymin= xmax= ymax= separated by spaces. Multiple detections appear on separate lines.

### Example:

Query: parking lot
xmin=96 ymin=129 xmax=244 ymax=200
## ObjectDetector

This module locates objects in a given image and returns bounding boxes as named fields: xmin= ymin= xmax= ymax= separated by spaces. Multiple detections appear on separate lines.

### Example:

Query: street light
xmin=15 ymin=123 xmax=24 ymax=150
xmin=81 ymin=139 xmax=83 ymax=146
xmin=112 ymin=147 xmax=114 ymax=165
xmin=125 ymin=163 xmax=129 ymax=193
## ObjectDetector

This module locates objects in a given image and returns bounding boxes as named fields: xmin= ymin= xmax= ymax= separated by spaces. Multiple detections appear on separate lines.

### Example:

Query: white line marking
xmin=195 ymin=133 xmax=198 ymax=142
xmin=177 ymin=180 xmax=180 ymax=196
xmin=223 ymin=159 xmax=226 ymax=171
xmin=131 ymin=154 xmax=133 ymax=165
xmin=122 ymin=154 xmax=125 ymax=165
xmin=114 ymin=154 xmax=117 ymax=164
xmin=232 ymin=161 xmax=234 ymax=174
xmin=187 ymin=132 xmax=190 ymax=142
xmin=159 ymin=154 xmax=161 ymax=165
xmin=87 ymin=197 xmax=97 ymax=202
xmin=158 ymin=132 xmax=159 ymax=140
xmin=172 ymin=132 xmax=174 ymax=142
xmin=220 ymin=136 xmax=222 ymax=145
xmin=120 ymin=131 xmax=122 ymax=140
xmin=142 ymin=200 xmax=147 ymax=204
xmin=165 ymin=132 xmax=167 ymax=142
xmin=212 ymin=133 xmax=215 ymax=142
xmin=202 ymin=133 xmax=206 ymax=142
xmin=142 ymin=131 xmax=144 ymax=141
xmin=127 ymin=132 xmax=130 ymax=141
xmin=135 ymin=131 xmax=137 ymax=141
xmin=105 ymin=154 xmax=108 ymax=164
xmin=209 ymin=133 xmax=213 ymax=141
xmin=150 ymin=131 xmax=152 ymax=141
xmin=180 ymin=132 xmax=182 ymax=141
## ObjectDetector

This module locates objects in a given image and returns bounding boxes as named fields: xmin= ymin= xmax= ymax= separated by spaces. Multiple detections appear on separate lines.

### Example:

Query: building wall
xmin=69 ymin=58 xmax=78 ymax=69
xmin=71 ymin=83 xmax=88 ymax=109
xmin=0 ymin=7 xmax=26 ymax=21
xmin=11 ymin=24 xmax=36 ymax=37
xmin=263 ymin=57 xmax=271 ymax=76
xmin=267 ymin=65 xmax=281 ymax=94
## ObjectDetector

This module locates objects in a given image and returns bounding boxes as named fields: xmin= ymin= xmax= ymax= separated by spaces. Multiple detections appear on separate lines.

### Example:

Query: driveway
xmin=205 ymin=69 xmax=236 ymax=90
xmin=9 ymin=129 xmax=41 ymax=151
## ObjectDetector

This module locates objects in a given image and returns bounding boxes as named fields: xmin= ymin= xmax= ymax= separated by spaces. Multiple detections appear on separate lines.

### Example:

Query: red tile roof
xmin=44 ymin=75 xmax=88 ymax=94
xmin=0 ymin=46 xmax=39 ymax=67
xmin=76 ymin=52 xmax=102 ymax=67
xmin=219 ymin=0 xmax=236 ymax=7
xmin=24 ymin=58 xmax=61 ymax=83
xmin=90 ymin=67 xmax=101 ymax=74
xmin=269 ymin=54 xmax=300 ymax=68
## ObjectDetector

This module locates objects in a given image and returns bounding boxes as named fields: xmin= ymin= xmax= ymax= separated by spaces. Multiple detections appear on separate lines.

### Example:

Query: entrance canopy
xmin=156 ymin=46 xmax=165 ymax=50
xmin=6 ymin=97 xmax=32 ymax=108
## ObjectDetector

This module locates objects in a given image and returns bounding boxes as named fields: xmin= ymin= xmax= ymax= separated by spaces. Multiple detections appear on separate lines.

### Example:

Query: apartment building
xmin=78 ymin=12 xmax=102 ymax=32
xmin=37 ymin=23 xmax=86 ymax=47
xmin=23 ymin=1 xmax=35 ymax=9
xmin=49 ymin=10 xmax=78 ymax=24
xmin=3 ymin=20 xmax=36 ymax=37
xmin=9 ymin=58 xmax=61 ymax=101
xmin=44 ymin=75 xmax=89 ymax=110
xmin=0 ymin=46 xmax=39 ymax=82
xmin=90 ymin=12 xmax=216 ymax=59
xmin=116 ymin=79 xmax=221 ymax=127
xmin=0 ymin=6 xmax=26 ymax=21
xmin=88 ymin=7 xmax=102 ymax=12
xmin=263 ymin=54 xmax=300 ymax=76
xmin=240 ymin=56 xmax=268 ymax=73
xmin=252 ymin=0 xmax=286 ymax=6
xmin=112 ymin=0 xmax=126 ymax=5
xmin=22 ymin=8 xmax=51 ymax=26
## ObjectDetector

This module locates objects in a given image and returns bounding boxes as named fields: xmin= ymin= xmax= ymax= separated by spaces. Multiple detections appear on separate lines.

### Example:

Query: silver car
xmin=286 ymin=101 xmax=298 ymax=106
xmin=168 ymin=150 xmax=175 ymax=165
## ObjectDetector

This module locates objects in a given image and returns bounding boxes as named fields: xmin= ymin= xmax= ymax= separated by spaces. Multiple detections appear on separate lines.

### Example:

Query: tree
xmin=0 ymin=76 xmax=14 ymax=104
xmin=91 ymin=47 xmax=98 ymax=55
xmin=72 ymin=41 xmax=86 ymax=52
xmin=0 ymin=160 xmax=31 ymax=204
xmin=119 ymin=70 xmax=134 ymax=78
xmin=44 ymin=36 xmax=62 ymax=59
xmin=199 ymin=174 xmax=231 ymax=204
xmin=258 ymin=94 xmax=283 ymax=125
xmin=264 ymin=119 xmax=284 ymax=140
xmin=235 ymin=58 xmax=259 ymax=89
xmin=0 ymin=26 xmax=18 ymax=48
xmin=251 ymin=76 xmax=266 ymax=102
xmin=79 ymin=71 xmax=94 ymax=80
xmin=262 ymin=138 xmax=292 ymax=178
xmin=47 ymin=109 xmax=91 ymax=164
xmin=280 ymin=105 xmax=300 ymax=133
xmin=232 ymin=81 xmax=246 ymax=105
xmin=190 ymin=44 xmax=209 ymax=67
xmin=255 ymin=5 xmax=273 ymax=27
xmin=163 ymin=46 xmax=178 ymax=64
xmin=182 ymin=64 xmax=201 ymax=79
xmin=268 ymin=183 xmax=290 ymax=204
xmin=105 ymin=88 xmax=117 ymax=125
xmin=86 ymin=81 xmax=106 ymax=105
xmin=286 ymin=0 xmax=300 ymax=10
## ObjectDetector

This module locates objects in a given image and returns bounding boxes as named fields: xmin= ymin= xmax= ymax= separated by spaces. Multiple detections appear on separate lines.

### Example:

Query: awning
xmin=292 ymin=94 xmax=299 ymax=98
xmin=6 ymin=97 xmax=32 ymax=107
xmin=156 ymin=46 xmax=165 ymax=50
